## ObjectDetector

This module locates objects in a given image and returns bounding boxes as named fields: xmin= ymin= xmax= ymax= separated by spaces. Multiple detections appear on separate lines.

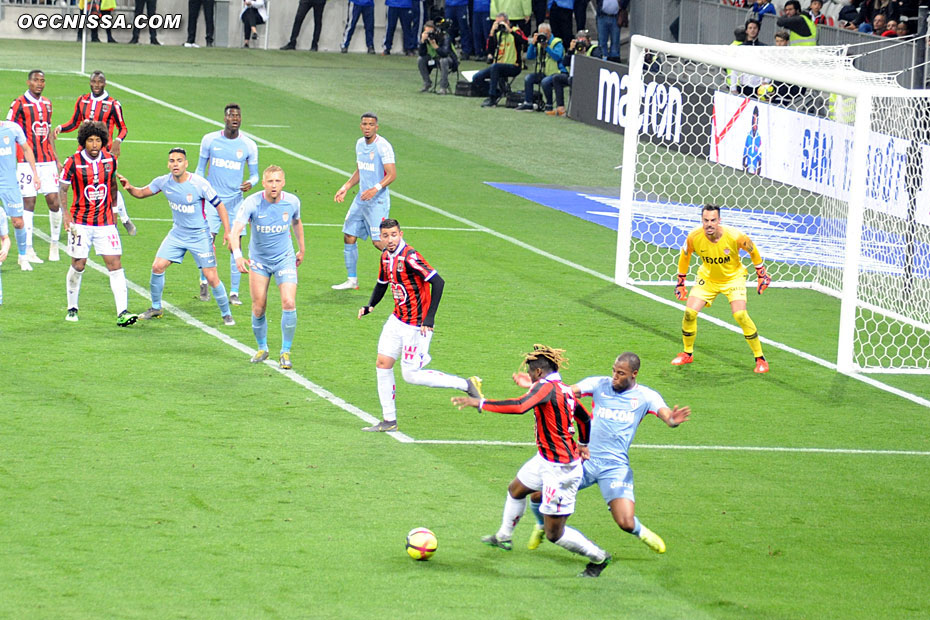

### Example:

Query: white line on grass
xmin=92 ymin=77 xmax=930 ymax=416
xmin=97 ymin=216 xmax=479 ymax=232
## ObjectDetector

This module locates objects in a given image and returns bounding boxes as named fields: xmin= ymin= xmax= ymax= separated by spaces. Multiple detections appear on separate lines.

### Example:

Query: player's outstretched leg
xmin=483 ymin=492 xmax=525 ymax=551
xmin=550 ymin=526 xmax=611 ymax=577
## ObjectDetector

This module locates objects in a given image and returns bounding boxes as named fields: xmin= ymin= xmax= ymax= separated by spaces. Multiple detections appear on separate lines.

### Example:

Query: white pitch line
xmin=97 ymin=76 xmax=930 ymax=414
xmin=413 ymin=439 xmax=930 ymax=456
xmin=125 ymin=139 xmax=274 ymax=148
xmin=100 ymin=216 xmax=478 ymax=232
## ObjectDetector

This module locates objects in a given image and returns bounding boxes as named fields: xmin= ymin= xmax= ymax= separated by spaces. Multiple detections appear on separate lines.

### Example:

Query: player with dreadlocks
xmin=452 ymin=345 xmax=612 ymax=578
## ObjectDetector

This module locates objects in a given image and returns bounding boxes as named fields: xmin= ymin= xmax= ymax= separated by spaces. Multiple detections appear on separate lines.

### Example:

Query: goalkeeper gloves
xmin=674 ymin=274 xmax=688 ymax=301
xmin=755 ymin=264 xmax=771 ymax=295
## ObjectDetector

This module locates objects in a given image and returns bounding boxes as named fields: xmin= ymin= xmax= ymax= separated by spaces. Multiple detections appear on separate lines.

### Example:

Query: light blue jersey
xmin=574 ymin=377 xmax=667 ymax=465
xmin=148 ymin=172 xmax=221 ymax=240
xmin=236 ymin=190 xmax=301 ymax=264
xmin=0 ymin=120 xmax=27 ymax=189
xmin=353 ymin=134 xmax=394 ymax=208
xmin=196 ymin=130 xmax=259 ymax=202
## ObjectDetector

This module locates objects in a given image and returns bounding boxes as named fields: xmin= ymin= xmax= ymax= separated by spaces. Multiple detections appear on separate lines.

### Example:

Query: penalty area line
xmin=98 ymin=76 xmax=930 ymax=412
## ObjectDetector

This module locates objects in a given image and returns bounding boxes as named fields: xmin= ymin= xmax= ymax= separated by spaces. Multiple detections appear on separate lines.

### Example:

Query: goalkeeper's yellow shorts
xmin=691 ymin=276 xmax=747 ymax=307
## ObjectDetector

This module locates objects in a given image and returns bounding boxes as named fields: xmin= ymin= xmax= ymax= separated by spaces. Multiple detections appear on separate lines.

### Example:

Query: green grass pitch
xmin=0 ymin=39 xmax=928 ymax=619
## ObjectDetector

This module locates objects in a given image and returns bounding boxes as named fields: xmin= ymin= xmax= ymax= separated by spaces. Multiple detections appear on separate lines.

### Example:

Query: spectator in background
xmin=808 ymin=0 xmax=828 ymax=24
xmin=548 ymin=0 xmax=575 ymax=45
xmin=342 ymin=0 xmax=376 ymax=53
xmin=744 ymin=17 xmax=765 ymax=45
xmin=240 ymin=0 xmax=267 ymax=47
xmin=774 ymin=28 xmax=790 ymax=45
xmin=515 ymin=23 xmax=565 ymax=110
xmin=594 ymin=0 xmax=622 ymax=61
xmin=491 ymin=0 xmax=532 ymax=37
xmin=750 ymin=0 xmax=777 ymax=18
xmin=383 ymin=0 xmax=418 ymax=55
xmin=473 ymin=0 xmax=492 ymax=59
xmin=78 ymin=0 xmax=118 ymax=42
xmin=542 ymin=29 xmax=598 ymax=116
xmin=859 ymin=11 xmax=887 ymax=32
xmin=186 ymin=0 xmax=215 ymax=47
xmin=475 ymin=13 xmax=527 ymax=107
xmin=418 ymin=21 xmax=458 ymax=93
xmin=838 ymin=0 xmax=861 ymax=28
xmin=129 ymin=0 xmax=160 ymax=44
xmin=894 ymin=20 xmax=909 ymax=36
xmin=445 ymin=0 xmax=474 ymax=60
xmin=777 ymin=0 xmax=817 ymax=45
xmin=280 ymin=0 xmax=328 ymax=51
xmin=574 ymin=0 xmax=589 ymax=32
xmin=857 ymin=0 xmax=900 ymax=29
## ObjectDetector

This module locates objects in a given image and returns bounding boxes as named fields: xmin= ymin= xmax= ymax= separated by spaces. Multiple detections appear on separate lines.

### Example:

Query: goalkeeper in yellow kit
xmin=671 ymin=205 xmax=772 ymax=374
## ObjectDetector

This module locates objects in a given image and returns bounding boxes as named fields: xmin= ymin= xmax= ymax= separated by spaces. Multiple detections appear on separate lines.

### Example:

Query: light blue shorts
xmin=580 ymin=457 xmax=635 ymax=503
xmin=156 ymin=229 xmax=218 ymax=269
xmin=207 ymin=194 xmax=245 ymax=236
xmin=0 ymin=185 xmax=24 ymax=218
xmin=342 ymin=196 xmax=389 ymax=241
xmin=250 ymin=254 xmax=298 ymax=284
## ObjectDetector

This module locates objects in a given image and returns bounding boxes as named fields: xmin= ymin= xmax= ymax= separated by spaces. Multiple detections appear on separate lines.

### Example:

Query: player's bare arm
xmin=22 ymin=143 xmax=40 ymax=191
xmin=230 ymin=221 xmax=250 ymax=273
xmin=360 ymin=162 xmax=396 ymax=202
xmin=58 ymin=182 xmax=71 ymax=229
xmin=0 ymin=235 xmax=11 ymax=263
xmin=514 ymin=372 xmax=532 ymax=388
xmin=117 ymin=174 xmax=156 ymax=199
xmin=335 ymin=169 xmax=361 ymax=203
xmin=111 ymin=137 xmax=122 ymax=159
xmin=657 ymin=405 xmax=691 ymax=427
xmin=451 ymin=396 xmax=481 ymax=409
xmin=216 ymin=201 xmax=232 ymax=247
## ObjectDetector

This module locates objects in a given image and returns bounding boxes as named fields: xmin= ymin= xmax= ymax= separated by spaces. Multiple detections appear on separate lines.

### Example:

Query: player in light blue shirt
xmin=332 ymin=112 xmax=396 ymax=290
xmin=0 ymin=119 xmax=39 ymax=270
xmin=0 ymin=215 xmax=10 ymax=304
xmin=522 ymin=352 xmax=690 ymax=554
xmin=230 ymin=165 xmax=305 ymax=371
xmin=195 ymin=103 xmax=259 ymax=304
xmin=118 ymin=147 xmax=235 ymax=326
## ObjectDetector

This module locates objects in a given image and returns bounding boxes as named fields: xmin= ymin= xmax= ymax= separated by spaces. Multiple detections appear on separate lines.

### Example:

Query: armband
xmin=374 ymin=182 xmax=383 ymax=192
xmin=233 ymin=249 xmax=243 ymax=259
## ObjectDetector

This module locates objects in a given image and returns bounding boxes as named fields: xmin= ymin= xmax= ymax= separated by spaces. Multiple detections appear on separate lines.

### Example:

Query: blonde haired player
xmin=671 ymin=204 xmax=772 ymax=373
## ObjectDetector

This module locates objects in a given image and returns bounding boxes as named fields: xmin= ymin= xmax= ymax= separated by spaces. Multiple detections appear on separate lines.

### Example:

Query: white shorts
xmin=18 ymin=161 xmax=59 ymax=197
xmin=377 ymin=313 xmax=433 ymax=369
xmin=68 ymin=223 xmax=122 ymax=259
xmin=516 ymin=453 xmax=582 ymax=517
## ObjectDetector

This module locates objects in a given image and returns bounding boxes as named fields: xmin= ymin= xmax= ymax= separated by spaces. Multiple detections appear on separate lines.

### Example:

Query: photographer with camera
xmin=473 ymin=13 xmax=527 ymax=108
xmin=418 ymin=20 xmax=459 ymax=95
xmin=514 ymin=23 xmax=564 ymax=111
xmin=540 ymin=29 xmax=597 ymax=116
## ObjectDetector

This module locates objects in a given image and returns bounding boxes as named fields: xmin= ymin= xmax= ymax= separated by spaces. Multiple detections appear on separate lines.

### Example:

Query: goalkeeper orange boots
xmin=671 ymin=352 xmax=693 ymax=366
xmin=754 ymin=357 xmax=769 ymax=374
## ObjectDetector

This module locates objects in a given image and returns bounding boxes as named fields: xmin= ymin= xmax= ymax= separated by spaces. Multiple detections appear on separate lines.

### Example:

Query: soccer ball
xmin=405 ymin=527 xmax=438 ymax=561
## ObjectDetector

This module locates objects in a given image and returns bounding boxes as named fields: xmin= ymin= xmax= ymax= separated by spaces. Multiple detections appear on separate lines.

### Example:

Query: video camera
xmin=534 ymin=33 xmax=548 ymax=45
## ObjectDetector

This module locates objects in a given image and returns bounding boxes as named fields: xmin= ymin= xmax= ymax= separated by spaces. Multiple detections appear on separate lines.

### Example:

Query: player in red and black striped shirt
xmin=357 ymin=218 xmax=482 ymax=432
xmin=452 ymin=345 xmax=612 ymax=578
xmin=55 ymin=70 xmax=136 ymax=236
xmin=58 ymin=121 xmax=137 ymax=327
xmin=6 ymin=69 xmax=63 ymax=263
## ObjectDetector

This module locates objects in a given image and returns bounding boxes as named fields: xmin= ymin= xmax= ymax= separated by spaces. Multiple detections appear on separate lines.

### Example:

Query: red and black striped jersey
xmin=59 ymin=91 xmax=128 ymax=145
xmin=7 ymin=92 xmax=56 ymax=163
xmin=60 ymin=148 xmax=117 ymax=226
xmin=481 ymin=372 xmax=592 ymax=464
xmin=378 ymin=241 xmax=436 ymax=327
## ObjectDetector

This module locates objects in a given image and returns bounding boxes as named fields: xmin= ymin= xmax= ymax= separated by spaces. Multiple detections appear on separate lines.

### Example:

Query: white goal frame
xmin=616 ymin=35 xmax=930 ymax=374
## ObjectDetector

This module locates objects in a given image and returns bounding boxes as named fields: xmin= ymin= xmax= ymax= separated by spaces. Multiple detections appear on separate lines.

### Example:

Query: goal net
xmin=615 ymin=35 xmax=930 ymax=374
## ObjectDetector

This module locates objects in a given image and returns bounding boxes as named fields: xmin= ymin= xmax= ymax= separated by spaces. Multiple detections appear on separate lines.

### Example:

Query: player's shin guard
xmin=733 ymin=310 xmax=763 ymax=358
xmin=67 ymin=266 xmax=84 ymax=308
xmin=49 ymin=209 xmax=62 ymax=242
xmin=401 ymin=367 xmax=468 ymax=390
xmin=280 ymin=309 xmax=297 ymax=353
xmin=212 ymin=282 xmax=230 ymax=316
xmin=251 ymin=313 xmax=268 ymax=350
xmin=344 ymin=243 xmax=358 ymax=279
xmin=554 ymin=526 xmax=608 ymax=562
xmin=150 ymin=271 xmax=166 ymax=309
xmin=13 ymin=227 xmax=27 ymax=256
xmin=108 ymin=268 xmax=129 ymax=315
xmin=229 ymin=253 xmax=241 ymax=294
xmin=498 ymin=493 xmax=526 ymax=539
xmin=529 ymin=499 xmax=544 ymax=526
xmin=376 ymin=367 xmax=397 ymax=422
xmin=682 ymin=308 xmax=698 ymax=353
xmin=23 ymin=210 xmax=34 ymax=248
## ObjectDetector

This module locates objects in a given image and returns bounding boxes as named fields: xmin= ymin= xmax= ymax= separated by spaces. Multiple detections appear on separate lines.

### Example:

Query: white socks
xmin=66 ymin=266 xmax=84 ymax=309
xmin=401 ymin=367 xmax=468 ymax=390
xmin=108 ymin=268 xmax=128 ymax=315
xmin=554 ymin=526 xmax=608 ymax=562
xmin=497 ymin=493 xmax=526 ymax=539
xmin=376 ymin=367 xmax=396 ymax=422
xmin=49 ymin=210 xmax=62 ymax=242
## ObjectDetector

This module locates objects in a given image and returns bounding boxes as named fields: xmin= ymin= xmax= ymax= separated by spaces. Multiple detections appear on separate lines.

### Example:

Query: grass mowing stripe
xmin=99 ymin=75 xmax=930 ymax=412
xmin=31 ymin=228 xmax=416 ymax=442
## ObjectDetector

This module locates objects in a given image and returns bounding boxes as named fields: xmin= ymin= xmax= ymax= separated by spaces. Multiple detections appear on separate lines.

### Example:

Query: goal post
xmin=616 ymin=35 xmax=930 ymax=374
